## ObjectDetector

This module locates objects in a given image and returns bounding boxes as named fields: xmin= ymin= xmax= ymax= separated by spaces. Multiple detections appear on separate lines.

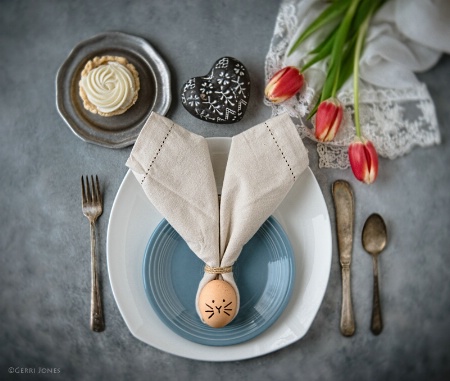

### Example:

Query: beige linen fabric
xmin=126 ymin=112 xmax=309 ymax=323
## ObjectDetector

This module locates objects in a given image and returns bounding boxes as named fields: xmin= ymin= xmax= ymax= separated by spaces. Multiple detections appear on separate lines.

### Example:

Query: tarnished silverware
xmin=362 ymin=213 xmax=387 ymax=335
xmin=81 ymin=175 xmax=105 ymax=332
xmin=332 ymin=180 xmax=355 ymax=336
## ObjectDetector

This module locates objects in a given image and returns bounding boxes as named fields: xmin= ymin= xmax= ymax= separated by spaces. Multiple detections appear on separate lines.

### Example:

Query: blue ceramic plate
xmin=142 ymin=216 xmax=295 ymax=346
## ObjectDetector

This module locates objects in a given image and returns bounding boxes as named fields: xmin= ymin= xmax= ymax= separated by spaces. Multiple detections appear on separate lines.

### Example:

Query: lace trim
xmin=264 ymin=0 xmax=441 ymax=169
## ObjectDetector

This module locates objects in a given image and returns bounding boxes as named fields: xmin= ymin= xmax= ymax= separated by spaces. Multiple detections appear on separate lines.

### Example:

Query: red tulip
xmin=265 ymin=66 xmax=304 ymax=104
xmin=348 ymin=137 xmax=379 ymax=184
xmin=315 ymin=98 xmax=343 ymax=142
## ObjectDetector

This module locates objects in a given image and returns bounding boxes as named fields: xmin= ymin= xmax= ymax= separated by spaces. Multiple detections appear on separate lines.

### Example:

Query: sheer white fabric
xmin=264 ymin=0 xmax=449 ymax=168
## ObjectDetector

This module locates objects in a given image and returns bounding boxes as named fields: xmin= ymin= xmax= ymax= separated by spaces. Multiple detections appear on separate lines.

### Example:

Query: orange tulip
xmin=348 ymin=137 xmax=379 ymax=184
xmin=265 ymin=66 xmax=304 ymax=104
xmin=315 ymin=98 xmax=343 ymax=142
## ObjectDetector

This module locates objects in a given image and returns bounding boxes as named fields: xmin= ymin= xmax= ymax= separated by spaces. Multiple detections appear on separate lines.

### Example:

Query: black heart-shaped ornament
xmin=181 ymin=57 xmax=250 ymax=124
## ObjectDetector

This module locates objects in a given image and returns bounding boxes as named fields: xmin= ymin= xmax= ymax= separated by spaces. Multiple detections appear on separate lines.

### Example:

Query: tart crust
xmin=79 ymin=55 xmax=140 ymax=117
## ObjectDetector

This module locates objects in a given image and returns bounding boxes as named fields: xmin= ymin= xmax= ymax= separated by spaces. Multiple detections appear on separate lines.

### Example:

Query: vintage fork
xmin=81 ymin=175 xmax=105 ymax=332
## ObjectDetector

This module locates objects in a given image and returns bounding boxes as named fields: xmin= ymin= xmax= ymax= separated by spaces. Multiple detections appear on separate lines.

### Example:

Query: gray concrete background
xmin=1 ymin=1 xmax=449 ymax=380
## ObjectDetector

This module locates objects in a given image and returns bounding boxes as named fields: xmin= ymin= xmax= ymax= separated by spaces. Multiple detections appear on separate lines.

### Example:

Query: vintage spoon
xmin=362 ymin=213 xmax=387 ymax=335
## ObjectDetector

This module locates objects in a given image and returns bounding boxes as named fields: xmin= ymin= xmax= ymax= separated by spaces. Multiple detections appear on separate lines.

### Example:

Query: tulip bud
xmin=315 ymin=98 xmax=343 ymax=142
xmin=348 ymin=137 xmax=379 ymax=184
xmin=265 ymin=66 xmax=304 ymax=104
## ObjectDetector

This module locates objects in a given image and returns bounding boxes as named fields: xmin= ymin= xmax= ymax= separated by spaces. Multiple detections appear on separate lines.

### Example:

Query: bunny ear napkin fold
xmin=126 ymin=112 xmax=309 ymax=328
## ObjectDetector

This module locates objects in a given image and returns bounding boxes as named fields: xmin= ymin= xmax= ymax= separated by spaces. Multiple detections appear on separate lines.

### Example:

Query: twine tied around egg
xmin=204 ymin=265 xmax=233 ymax=275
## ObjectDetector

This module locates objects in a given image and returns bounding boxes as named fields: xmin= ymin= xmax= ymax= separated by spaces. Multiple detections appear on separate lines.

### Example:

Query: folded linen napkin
xmin=126 ymin=112 xmax=309 ymax=326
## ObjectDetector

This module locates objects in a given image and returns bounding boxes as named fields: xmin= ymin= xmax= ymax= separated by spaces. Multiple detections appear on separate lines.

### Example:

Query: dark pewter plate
xmin=56 ymin=31 xmax=171 ymax=148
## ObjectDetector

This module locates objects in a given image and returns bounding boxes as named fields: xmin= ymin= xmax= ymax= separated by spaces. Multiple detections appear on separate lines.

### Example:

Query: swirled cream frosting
xmin=79 ymin=56 xmax=140 ymax=117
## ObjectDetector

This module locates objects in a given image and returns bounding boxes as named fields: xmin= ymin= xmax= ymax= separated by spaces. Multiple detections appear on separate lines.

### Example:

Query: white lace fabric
xmin=264 ymin=0 xmax=449 ymax=168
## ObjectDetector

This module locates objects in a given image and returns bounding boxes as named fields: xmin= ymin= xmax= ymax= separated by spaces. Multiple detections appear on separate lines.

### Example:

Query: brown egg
xmin=198 ymin=279 xmax=237 ymax=328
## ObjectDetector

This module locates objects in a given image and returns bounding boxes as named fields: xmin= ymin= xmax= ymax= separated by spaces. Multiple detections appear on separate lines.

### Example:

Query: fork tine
xmin=85 ymin=175 xmax=91 ymax=203
xmin=90 ymin=175 xmax=95 ymax=202
xmin=91 ymin=175 xmax=99 ymax=203
xmin=94 ymin=175 xmax=101 ymax=203
xmin=81 ymin=176 xmax=87 ymax=204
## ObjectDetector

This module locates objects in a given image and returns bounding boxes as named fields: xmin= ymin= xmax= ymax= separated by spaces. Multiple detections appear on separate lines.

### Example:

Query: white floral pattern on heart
xmin=181 ymin=57 xmax=251 ymax=124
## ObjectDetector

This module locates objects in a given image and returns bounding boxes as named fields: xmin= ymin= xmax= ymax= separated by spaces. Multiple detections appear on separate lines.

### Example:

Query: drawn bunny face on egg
xmin=198 ymin=279 xmax=237 ymax=328
xmin=204 ymin=298 xmax=233 ymax=319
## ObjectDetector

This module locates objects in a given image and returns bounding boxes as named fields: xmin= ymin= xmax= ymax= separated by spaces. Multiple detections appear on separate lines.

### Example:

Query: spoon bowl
xmin=362 ymin=213 xmax=387 ymax=256
xmin=362 ymin=213 xmax=387 ymax=335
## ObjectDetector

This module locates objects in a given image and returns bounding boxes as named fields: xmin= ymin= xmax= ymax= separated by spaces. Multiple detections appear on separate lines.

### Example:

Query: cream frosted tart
xmin=79 ymin=56 xmax=140 ymax=117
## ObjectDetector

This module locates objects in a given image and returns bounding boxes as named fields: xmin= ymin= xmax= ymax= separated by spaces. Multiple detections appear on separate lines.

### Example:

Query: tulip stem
xmin=353 ymin=8 xmax=373 ymax=138
xmin=327 ymin=0 xmax=360 ymax=100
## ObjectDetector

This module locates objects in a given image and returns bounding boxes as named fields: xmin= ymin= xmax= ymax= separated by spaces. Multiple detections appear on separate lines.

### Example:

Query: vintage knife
xmin=332 ymin=180 xmax=355 ymax=336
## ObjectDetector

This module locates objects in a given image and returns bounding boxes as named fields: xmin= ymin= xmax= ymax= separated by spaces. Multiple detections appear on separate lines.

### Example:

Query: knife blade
xmin=332 ymin=180 xmax=355 ymax=336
